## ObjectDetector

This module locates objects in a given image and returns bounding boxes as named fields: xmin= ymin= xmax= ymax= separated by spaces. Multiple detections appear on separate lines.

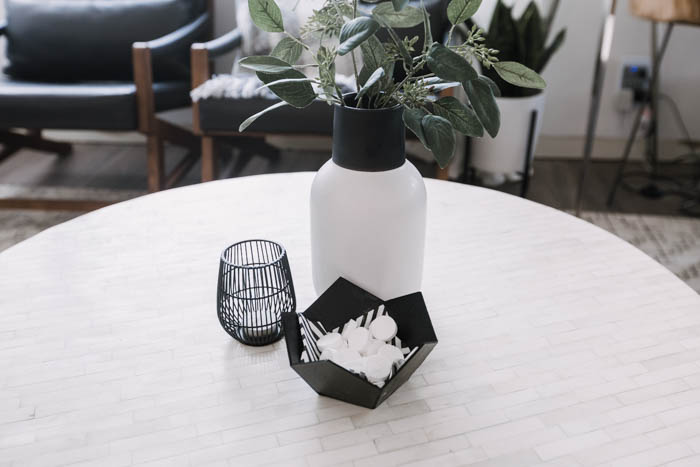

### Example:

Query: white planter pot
xmin=470 ymin=91 xmax=546 ymax=175
xmin=310 ymin=99 xmax=426 ymax=300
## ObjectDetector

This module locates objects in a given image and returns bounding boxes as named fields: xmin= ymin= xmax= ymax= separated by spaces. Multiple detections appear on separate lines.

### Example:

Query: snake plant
xmin=480 ymin=0 xmax=565 ymax=98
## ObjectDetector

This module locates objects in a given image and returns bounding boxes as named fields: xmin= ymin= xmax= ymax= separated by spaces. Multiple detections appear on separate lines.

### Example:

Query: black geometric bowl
xmin=282 ymin=278 xmax=438 ymax=409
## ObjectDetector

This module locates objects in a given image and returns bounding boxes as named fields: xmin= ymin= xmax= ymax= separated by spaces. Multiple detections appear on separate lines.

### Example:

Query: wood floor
xmin=0 ymin=141 xmax=697 ymax=217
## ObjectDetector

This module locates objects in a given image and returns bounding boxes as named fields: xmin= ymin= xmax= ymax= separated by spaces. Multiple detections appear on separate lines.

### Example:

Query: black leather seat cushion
xmin=0 ymin=75 xmax=190 ymax=130
xmin=4 ymin=0 xmax=206 ymax=82
xmin=198 ymin=98 xmax=335 ymax=135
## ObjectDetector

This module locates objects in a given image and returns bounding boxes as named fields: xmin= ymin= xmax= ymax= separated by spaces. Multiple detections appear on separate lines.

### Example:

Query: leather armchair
xmin=0 ymin=0 xmax=213 ymax=209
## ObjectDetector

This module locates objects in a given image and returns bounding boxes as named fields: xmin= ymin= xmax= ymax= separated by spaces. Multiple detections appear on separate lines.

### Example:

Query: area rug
xmin=0 ymin=185 xmax=698 ymax=293
xmin=0 ymin=185 xmax=143 ymax=253
xmin=580 ymin=211 xmax=700 ymax=293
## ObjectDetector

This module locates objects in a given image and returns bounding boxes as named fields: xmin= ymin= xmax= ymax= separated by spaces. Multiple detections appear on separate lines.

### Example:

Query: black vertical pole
xmin=607 ymin=22 xmax=674 ymax=207
xmin=521 ymin=110 xmax=538 ymax=199
xmin=576 ymin=0 xmax=618 ymax=215
xmin=460 ymin=136 xmax=473 ymax=184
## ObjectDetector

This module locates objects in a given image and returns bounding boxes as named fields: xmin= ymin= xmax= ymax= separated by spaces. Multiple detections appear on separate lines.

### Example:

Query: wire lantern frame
xmin=217 ymin=240 xmax=296 ymax=346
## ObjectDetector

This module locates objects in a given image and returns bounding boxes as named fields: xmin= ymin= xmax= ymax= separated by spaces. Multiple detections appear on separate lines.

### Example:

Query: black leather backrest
xmin=4 ymin=0 xmax=207 ymax=82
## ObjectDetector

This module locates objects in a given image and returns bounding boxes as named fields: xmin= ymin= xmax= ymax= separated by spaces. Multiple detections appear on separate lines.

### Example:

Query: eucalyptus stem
xmin=335 ymin=84 xmax=346 ymax=106
xmin=379 ymin=70 xmax=412 ymax=107
xmin=284 ymin=32 xmax=311 ymax=52
xmin=447 ymin=24 xmax=456 ymax=45
xmin=350 ymin=0 xmax=360 ymax=103
xmin=409 ymin=72 xmax=436 ymax=81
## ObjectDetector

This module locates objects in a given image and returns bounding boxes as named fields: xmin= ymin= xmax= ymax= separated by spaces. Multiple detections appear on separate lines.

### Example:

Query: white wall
xmin=1 ymin=0 xmax=699 ymax=152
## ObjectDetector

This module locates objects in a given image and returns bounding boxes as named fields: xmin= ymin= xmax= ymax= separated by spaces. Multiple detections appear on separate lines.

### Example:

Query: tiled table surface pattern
xmin=1 ymin=173 xmax=699 ymax=467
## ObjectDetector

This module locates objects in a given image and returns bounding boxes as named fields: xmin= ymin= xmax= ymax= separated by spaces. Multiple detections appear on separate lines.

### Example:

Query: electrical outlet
xmin=619 ymin=56 xmax=651 ymax=103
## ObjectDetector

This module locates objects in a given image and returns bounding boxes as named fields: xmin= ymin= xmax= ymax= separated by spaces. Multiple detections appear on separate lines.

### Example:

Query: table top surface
xmin=1 ymin=172 xmax=699 ymax=467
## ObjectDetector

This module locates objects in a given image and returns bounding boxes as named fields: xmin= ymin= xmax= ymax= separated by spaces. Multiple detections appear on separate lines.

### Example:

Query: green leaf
xmin=239 ymin=55 xmax=293 ymax=73
xmin=372 ymin=3 xmax=424 ymax=28
xmin=360 ymin=36 xmax=387 ymax=73
xmin=447 ymin=0 xmax=482 ymax=25
xmin=466 ymin=78 xmax=500 ymax=137
xmin=403 ymin=108 xmax=428 ymax=147
xmin=270 ymin=37 xmax=303 ymax=64
xmin=517 ymin=2 xmax=545 ymax=69
xmin=433 ymin=96 xmax=483 ymax=137
xmin=421 ymin=114 xmax=456 ymax=169
xmin=248 ymin=0 xmax=284 ymax=33
xmin=256 ymin=77 xmax=314 ymax=92
xmin=360 ymin=36 xmax=387 ymax=85
xmin=316 ymin=46 xmax=337 ymax=98
xmin=493 ymin=61 xmax=546 ymax=89
xmin=358 ymin=66 xmax=371 ymax=87
xmin=537 ymin=28 xmax=565 ymax=72
xmin=478 ymin=75 xmax=501 ymax=97
xmin=485 ymin=2 xmax=521 ymax=68
xmin=426 ymin=43 xmax=477 ymax=83
xmin=239 ymin=101 xmax=288 ymax=131
xmin=392 ymin=0 xmax=410 ymax=11
xmin=395 ymin=35 xmax=413 ymax=66
xmin=422 ymin=1 xmax=432 ymax=53
xmin=257 ymin=69 xmax=316 ymax=108
xmin=357 ymin=68 xmax=385 ymax=100
xmin=338 ymin=17 xmax=380 ymax=56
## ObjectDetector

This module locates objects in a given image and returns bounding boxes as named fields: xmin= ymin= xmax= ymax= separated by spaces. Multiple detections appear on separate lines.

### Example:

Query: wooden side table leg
xmin=147 ymin=135 xmax=164 ymax=192
xmin=202 ymin=136 xmax=216 ymax=182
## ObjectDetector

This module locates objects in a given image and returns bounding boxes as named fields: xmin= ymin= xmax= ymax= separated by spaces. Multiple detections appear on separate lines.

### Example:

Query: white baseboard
xmin=535 ymin=135 xmax=692 ymax=162
xmin=37 ymin=131 xmax=693 ymax=164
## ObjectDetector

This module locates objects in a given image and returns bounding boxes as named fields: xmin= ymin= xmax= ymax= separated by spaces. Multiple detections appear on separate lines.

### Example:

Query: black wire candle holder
xmin=217 ymin=240 xmax=296 ymax=346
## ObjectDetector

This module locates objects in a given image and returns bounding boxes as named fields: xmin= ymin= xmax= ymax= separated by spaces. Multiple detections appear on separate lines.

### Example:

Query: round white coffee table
xmin=1 ymin=173 xmax=699 ymax=467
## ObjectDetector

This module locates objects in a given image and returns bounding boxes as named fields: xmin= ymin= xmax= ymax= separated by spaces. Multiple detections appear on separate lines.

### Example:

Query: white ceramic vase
xmin=470 ymin=91 xmax=546 ymax=175
xmin=310 ymin=98 xmax=426 ymax=300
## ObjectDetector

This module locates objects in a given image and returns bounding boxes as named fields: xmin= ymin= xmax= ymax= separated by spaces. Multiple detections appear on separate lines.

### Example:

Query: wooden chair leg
xmin=0 ymin=129 xmax=72 ymax=156
xmin=147 ymin=135 xmax=164 ymax=192
xmin=202 ymin=136 xmax=216 ymax=182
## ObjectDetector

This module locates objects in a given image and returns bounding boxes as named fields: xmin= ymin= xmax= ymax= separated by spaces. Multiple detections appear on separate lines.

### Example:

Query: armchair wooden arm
xmin=190 ymin=28 xmax=243 ymax=89
xmin=132 ymin=12 xmax=211 ymax=134
xmin=190 ymin=29 xmax=244 ymax=134
xmin=131 ymin=12 xmax=212 ymax=192
xmin=190 ymin=28 xmax=243 ymax=181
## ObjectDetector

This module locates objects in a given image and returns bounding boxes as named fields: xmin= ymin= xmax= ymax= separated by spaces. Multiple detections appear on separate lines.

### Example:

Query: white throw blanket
xmin=190 ymin=73 xmax=357 ymax=102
